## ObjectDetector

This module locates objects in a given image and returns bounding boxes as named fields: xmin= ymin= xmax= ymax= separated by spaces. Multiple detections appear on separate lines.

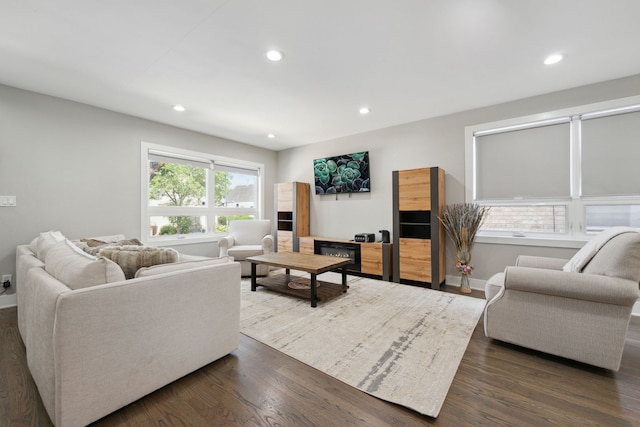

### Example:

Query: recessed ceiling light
xmin=359 ymin=107 xmax=371 ymax=115
xmin=267 ymin=133 xmax=276 ymax=139
xmin=172 ymin=104 xmax=186 ymax=112
xmin=544 ymin=54 xmax=564 ymax=65
xmin=266 ymin=50 xmax=284 ymax=62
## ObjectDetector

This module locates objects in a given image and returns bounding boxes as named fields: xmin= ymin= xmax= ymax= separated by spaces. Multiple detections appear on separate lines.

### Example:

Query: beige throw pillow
xmin=99 ymin=246 xmax=180 ymax=279
xmin=44 ymin=240 xmax=126 ymax=290
xmin=35 ymin=230 xmax=66 ymax=261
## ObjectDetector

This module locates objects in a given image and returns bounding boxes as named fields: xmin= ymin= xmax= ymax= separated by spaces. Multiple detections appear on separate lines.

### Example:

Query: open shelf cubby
xmin=399 ymin=210 xmax=431 ymax=239
xmin=399 ymin=223 xmax=431 ymax=239
xmin=277 ymin=211 xmax=294 ymax=231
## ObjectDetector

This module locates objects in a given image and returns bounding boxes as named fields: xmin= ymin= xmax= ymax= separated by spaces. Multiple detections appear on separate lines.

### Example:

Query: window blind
xmin=148 ymin=150 xmax=212 ymax=169
xmin=214 ymin=162 xmax=259 ymax=176
xmin=474 ymin=122 xmax=571 ymax=200
xmin=581 ymin=110 xmax=640 ymax=197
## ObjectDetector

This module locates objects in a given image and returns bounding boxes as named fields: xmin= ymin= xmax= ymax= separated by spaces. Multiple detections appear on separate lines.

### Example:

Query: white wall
xmin=2 ymin=74 xmax=639 ymax=311
xmin=0 ymin=84 xmax=278 ymax=303
xmin=276 ymin=74 xmax=640 ymax=284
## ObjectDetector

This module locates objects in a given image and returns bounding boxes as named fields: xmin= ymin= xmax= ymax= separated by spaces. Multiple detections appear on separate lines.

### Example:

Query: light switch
xmin=0 ymin=196 xmax=16 ymax=206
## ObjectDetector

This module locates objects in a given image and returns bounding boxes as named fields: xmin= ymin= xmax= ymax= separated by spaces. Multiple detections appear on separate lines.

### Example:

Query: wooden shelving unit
xmin=392 ymin=167 xmax=445 ymax=289
xmin=274 ymin=182 xmax=310 ymax=252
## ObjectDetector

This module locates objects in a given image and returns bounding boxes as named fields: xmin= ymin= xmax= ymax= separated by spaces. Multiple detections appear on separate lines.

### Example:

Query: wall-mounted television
xmin=313 ymin=151 xmax=370 ymax=194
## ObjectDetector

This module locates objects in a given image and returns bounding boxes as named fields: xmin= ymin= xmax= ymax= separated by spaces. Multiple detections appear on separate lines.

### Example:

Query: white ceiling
xmin=2 ymin=0 xmax=640 ymax=151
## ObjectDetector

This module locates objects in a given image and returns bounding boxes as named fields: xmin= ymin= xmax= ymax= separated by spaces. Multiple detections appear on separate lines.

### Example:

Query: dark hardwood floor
xmin=2 ymin=286 xmax=639 ymax=426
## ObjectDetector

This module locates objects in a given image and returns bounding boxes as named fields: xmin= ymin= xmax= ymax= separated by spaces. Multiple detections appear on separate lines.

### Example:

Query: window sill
xmin=145 ymin=233 xmax=227 ymax=247
xmin=475 ymin=234 xmax=585 ymax=249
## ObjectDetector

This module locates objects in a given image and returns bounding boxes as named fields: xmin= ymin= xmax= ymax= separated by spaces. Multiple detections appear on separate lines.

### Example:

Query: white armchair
xmin=484 ymin=228 xmax=640 ymax=371
xmin=219 ymin=219 xmax=274 ymax=276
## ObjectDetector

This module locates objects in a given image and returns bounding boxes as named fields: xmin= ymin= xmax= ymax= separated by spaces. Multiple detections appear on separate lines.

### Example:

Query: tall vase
xmin=460 ymin=274 xmax=472 ymax=294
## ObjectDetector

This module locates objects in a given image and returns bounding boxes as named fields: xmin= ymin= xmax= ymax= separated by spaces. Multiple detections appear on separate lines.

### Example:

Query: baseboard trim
xmin=446 ymin=274 xmax=485 ymax=292
xmin=0 ymin=293 xmax=17 ymax=309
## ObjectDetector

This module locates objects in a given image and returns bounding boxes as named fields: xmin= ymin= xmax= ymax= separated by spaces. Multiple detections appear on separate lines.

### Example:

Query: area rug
xmin=240 ymin=272 xmax=486 ymax=417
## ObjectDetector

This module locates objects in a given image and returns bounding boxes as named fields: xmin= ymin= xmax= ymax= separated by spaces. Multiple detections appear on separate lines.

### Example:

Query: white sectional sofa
xmin=17 ymin=232 xmax=241 ymax=427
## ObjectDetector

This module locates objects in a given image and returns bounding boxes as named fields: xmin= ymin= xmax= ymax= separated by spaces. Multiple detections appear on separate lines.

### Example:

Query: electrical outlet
xmin=2 ymin=274 xmax=11 ymax=286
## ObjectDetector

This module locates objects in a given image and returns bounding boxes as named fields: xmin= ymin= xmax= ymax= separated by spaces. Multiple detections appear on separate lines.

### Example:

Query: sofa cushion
xmin=227 ymin=245 xmax=264 ymax=260
xmin=98 ymin=246 xmax=179 ymax=279
xmin=45 ymin=240 xmax=126 ymax=290
xmin=582 ymin=232 xmax=640 ymax=282
xmin=134 ymin=256 xmax=233 ymax=278
xmin=34 ymin=230 xmax=66 ymax=261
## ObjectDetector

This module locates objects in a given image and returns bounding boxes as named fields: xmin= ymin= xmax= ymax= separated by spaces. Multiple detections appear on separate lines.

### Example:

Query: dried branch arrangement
xmin=439 ymin=203 xmax=488 ymax=275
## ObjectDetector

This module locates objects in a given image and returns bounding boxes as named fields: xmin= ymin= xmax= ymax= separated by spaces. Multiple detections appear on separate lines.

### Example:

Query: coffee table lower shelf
xmin=253 ymin=273 xmax=348 ymax=304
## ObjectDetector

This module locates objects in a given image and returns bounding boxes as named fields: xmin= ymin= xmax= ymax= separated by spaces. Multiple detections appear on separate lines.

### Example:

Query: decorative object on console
xmin=313 ymin=151 xmax=370 ymax=194
xmin=354 ymin=233 xmax=375 ymax=242
xmin=379 ymin=229 xmax=390 ymax=243
xmin=439 ymin=203 xmax=488 ymax=294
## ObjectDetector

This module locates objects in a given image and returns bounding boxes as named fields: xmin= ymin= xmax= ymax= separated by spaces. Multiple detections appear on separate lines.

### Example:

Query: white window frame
xmin=140 ymin=141 xmax=265 ymax=246
xmin=465 ymin=95 xmax=640 ymax=248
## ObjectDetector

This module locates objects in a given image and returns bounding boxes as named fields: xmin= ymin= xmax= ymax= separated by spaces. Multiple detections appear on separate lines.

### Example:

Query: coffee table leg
xmin=251 ymin=263 xmax=257 ymax=291
xmin=342 ymin=266 xmax=348 ymax=291
xmin=310 ymin=273 xmax=317 ymax=308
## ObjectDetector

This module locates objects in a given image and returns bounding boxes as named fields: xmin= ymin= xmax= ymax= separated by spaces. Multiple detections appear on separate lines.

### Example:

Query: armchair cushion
xmin=227 ymin=245 xmax=264 ymax=260
xmin=228 ymin=220 xmax=272 ymax=246
xmin=563 ymin=226 xmax=636 ymax=272
xmin=582 ymin=231 xmax=640 ymax=282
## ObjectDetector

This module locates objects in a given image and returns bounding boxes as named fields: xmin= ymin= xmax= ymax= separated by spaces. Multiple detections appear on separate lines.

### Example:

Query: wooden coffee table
xmin=247 ymin=252 xmax=350 ymax=307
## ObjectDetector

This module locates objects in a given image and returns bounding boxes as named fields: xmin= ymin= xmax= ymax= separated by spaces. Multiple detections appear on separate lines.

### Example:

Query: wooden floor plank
xmin=1 ymin=287 xmax=639 ymax=426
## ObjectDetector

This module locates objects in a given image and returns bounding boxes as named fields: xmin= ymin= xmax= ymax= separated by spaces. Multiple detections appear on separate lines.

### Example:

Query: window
xmin=141 ymin=142 xmax=263 ymax=244
xmin=466 ymin=96 xmax=640 ymax=244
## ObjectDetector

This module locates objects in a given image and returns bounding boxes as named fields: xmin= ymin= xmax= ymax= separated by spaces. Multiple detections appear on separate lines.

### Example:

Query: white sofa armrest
xmin=218 ymin=235 xmax=234 ymax=256
xmin=515 ymin=255 xmax=568 ymax=270
xmin=503 ymin=266 xmax=639 ymax=306
xmin=262 ymin=234 xmax=274 ymax=254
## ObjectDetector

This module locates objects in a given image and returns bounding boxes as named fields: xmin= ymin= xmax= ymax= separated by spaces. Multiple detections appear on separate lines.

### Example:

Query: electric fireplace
xmin=314 ymin=240 xmax=361 ymax=272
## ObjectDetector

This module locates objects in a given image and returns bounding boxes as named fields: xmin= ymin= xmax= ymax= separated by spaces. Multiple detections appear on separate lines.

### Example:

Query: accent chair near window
xmin=219 ymin=219 xmax=274 ymax=276
xmin=484 ymin=228 xmax=640 ymax=371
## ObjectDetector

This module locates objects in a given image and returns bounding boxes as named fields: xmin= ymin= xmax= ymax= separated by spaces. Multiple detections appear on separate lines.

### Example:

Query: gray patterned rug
xmin=240 ymin=272 xmax=486 ymax=418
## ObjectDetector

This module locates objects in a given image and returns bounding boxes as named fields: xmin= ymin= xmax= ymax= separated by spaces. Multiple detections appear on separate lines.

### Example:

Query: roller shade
xmin=581 ymin=110 xmax=640 ymax=197
xmin=148 ymin=150 xmax=212 ymax=169
xmin=475 ymin=121 xmax=571 ymax=200
xmin=214 ymin=162 xmax=259 ymax=176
